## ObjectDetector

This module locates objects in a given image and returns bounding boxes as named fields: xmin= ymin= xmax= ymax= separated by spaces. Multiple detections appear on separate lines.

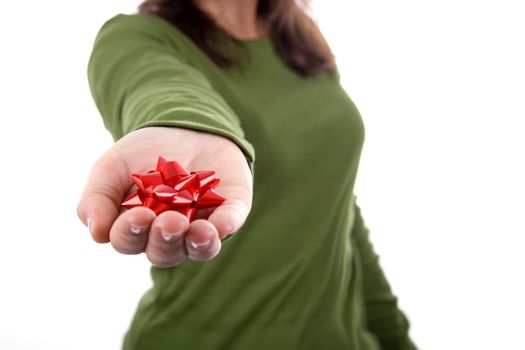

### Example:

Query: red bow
xmin=121 ymin=156 xmax=225 ymax=221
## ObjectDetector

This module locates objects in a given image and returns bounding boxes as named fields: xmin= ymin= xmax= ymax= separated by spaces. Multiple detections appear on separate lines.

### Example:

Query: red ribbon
xmin=122 ymin=156 xmax=225 ymax=221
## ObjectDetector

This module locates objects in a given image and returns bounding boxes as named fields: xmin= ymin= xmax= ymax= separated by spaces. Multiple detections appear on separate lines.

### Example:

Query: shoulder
xmin=100 ymin=12 xmax=176 ymax=33
xmin=96 ymin=12 xmax=197 ymax=52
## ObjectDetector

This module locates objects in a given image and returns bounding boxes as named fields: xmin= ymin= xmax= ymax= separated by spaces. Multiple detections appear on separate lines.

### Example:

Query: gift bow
xmin=121 ymin=156 xmax=225 ymax=221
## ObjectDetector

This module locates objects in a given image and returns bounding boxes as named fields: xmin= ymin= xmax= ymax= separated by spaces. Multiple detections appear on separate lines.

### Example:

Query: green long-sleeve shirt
xmin=88 ymin=12 xmax=417 ymax=350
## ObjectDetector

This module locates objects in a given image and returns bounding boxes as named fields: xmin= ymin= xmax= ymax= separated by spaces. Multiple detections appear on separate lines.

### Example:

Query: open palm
xmin=77 ymin=127 xmax=253 ymax=267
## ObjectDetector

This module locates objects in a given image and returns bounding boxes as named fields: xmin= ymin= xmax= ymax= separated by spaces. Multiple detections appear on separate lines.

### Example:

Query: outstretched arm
xmin=77 ymin=14 xmax=255 ymax=267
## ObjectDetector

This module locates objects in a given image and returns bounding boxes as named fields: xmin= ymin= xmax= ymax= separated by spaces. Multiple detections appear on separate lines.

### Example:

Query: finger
xmin=207 ymin=186 xmax=252 ymax=239
xmin=77 ymin=151 xmax=132 ymax=243
xmin=145 ymin=211 xmax=190 ymax=267
xmin=185 ymin=219 xmax=221 ymax=261
xmin=109 ymin=207 xmax=156 ymax=254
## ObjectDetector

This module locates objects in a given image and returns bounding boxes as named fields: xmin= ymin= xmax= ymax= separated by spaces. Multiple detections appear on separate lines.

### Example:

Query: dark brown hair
xmin=138 ymin=0 xmax=335 ymax=77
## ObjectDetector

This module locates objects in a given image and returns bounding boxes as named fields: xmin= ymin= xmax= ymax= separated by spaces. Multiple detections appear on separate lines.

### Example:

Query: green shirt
xmin=88 ymin=12 xmax=417 ymax=350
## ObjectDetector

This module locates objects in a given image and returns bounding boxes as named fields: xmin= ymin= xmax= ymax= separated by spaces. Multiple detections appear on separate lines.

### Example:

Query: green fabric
xmin=88 ymin=12 xmax=417 ymax=350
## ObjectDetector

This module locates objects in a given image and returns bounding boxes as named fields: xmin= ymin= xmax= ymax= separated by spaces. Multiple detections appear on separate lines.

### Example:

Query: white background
xmin=0 ymin=1 xmax=523 ymax=349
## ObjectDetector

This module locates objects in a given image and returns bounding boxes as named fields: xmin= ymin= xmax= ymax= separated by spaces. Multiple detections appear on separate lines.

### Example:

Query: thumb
xmin=207 ymin=185 xmax=252 ymax=239
xmin=77 ymin=152 xmax=131 ymax=243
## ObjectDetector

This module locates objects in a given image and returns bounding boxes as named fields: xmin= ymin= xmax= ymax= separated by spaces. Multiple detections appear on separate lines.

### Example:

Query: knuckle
xmin=111 ymin=240 xmax=143 ymax=255
xmin=188 ymin=245 xmax=220 ymax=262
xmin=110 ymin=229 xmax=147 ymax=255
xmin=148 ymin=253 xmax=185 ymax=268
xmin=82 ymin=184 xmax=122 ymax=208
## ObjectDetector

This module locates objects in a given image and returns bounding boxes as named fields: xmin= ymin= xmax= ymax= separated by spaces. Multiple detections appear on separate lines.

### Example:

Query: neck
xmin=193 ymin=0 xmax=268 ymax=40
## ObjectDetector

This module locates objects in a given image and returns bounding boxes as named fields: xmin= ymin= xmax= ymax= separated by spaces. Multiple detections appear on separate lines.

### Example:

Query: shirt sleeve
xmin=351 ymin=197 xmax=418 ymax=350
xmin=87 ymin=13 xmax=255 ymax=173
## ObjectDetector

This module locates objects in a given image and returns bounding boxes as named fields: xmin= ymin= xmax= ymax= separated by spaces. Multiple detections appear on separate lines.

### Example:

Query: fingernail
xmin=161 ymin=231 xmax=172 ymax=242
xmin=160 ymin=231 xmax=178 ymax=242
xmin=161 ymin=224 xmax=186 ymax=242
xmin=87 ymin=217 xmax=93 ymax=234
xmin=190 ymin=239 xmax=211 ymax=250
xmin=130 ymin=224 xmax=147 ymax=235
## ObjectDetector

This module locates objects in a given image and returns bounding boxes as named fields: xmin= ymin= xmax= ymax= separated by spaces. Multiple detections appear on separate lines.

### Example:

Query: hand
xmin=77 ymin=127 xmax=253 ymax=267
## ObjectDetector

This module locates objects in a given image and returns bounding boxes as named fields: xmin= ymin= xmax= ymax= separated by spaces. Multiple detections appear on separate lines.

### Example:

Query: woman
xmin=78 ymin=0 xmax=417 ymax=348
